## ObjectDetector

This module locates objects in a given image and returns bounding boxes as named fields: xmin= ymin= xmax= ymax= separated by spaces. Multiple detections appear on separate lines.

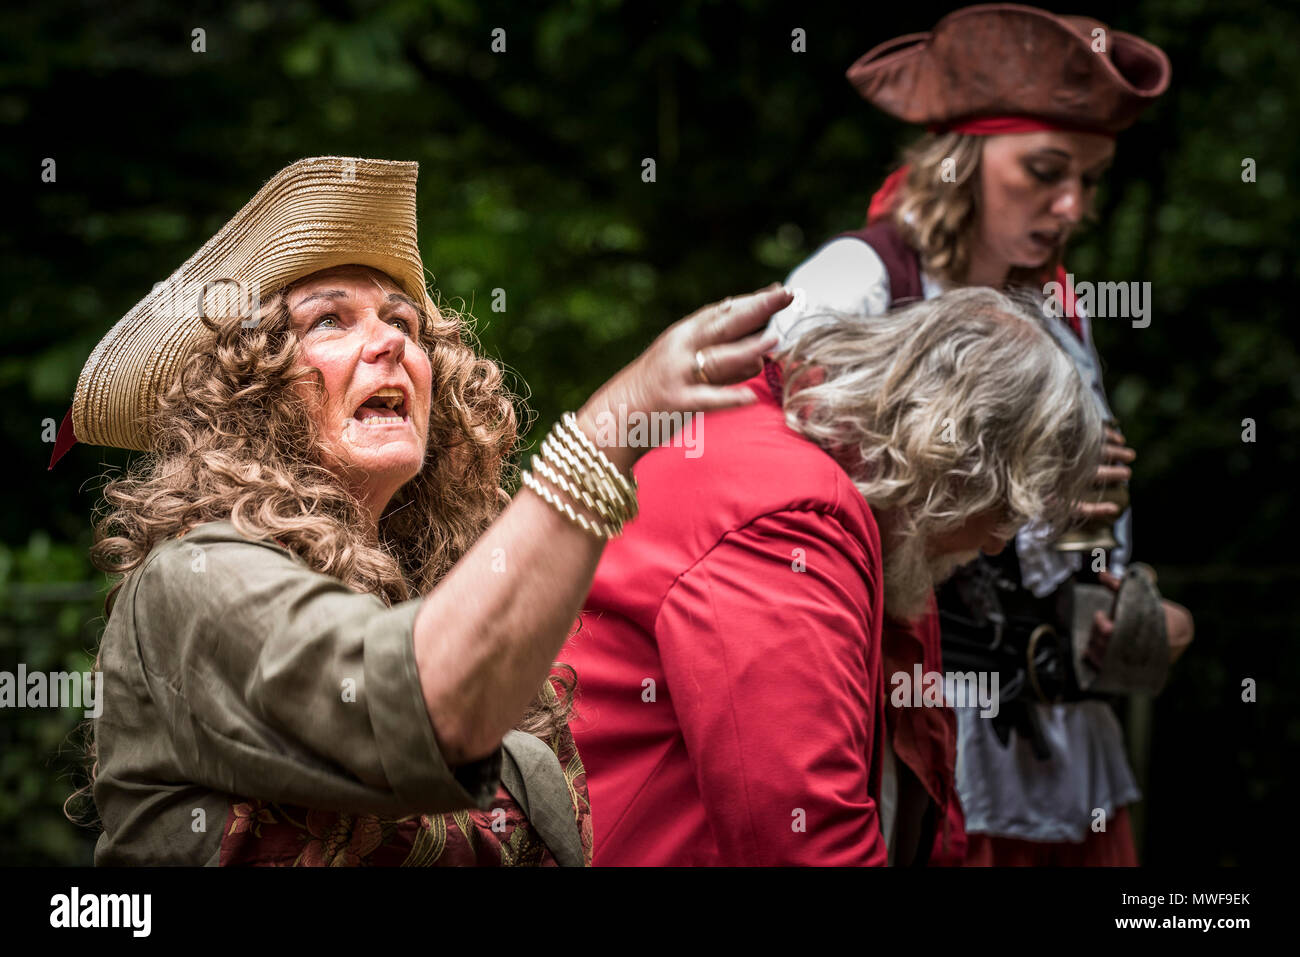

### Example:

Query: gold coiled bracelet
xmin=519 ymin=413 xmax=638 ymax=540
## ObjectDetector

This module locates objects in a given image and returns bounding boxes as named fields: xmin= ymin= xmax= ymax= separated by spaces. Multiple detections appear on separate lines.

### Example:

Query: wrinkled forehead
xmin=283 ymin=264 xmax=437 ymax=335
xmin=286 ymin=264 xmax=405 ymax=306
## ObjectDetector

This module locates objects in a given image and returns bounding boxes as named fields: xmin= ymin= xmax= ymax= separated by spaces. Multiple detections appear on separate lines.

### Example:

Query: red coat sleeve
xmin=653 ymin=508 xmax=886 ymax=866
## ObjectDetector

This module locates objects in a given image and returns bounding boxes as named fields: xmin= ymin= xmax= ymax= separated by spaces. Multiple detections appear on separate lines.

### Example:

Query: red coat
xmin=881 ymin=600 xmax=966 ymax=866
xmin=565 ymin=365 xmax=902 ymax=865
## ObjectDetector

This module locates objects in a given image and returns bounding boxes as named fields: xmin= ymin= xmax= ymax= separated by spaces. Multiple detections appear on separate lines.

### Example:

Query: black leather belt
xmin=937 ymin=606 xmax=1098 ymax=760
xmin=937 ymin=607 xmax=1077 ymax=704
xmin=935 ymin=551 xmax=1110 ymax=760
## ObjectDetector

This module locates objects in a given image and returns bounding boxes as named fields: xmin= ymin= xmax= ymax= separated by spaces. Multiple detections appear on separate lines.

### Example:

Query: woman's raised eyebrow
xmin=293 ymin=289 xmax=349 ymax=310
xmin=289 ymin=290 xmax=416 ymax=319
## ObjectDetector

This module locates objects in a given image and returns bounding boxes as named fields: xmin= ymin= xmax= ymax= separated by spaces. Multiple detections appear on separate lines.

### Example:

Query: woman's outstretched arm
xmin=413 ymin=285 xmax=792 ymax=764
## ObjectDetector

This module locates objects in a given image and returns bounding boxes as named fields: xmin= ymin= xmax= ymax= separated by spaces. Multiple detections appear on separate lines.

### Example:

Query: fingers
xmin=695 ymin=328 xmax=779 ymax=386
xmin=1163 ymin=600 xmax=1194 ymax=664
xmin=1098 ymin=570 xmax=1122 ymax=592
xmin=686 ymin=385 xmax=764 ymax=413
xmin=1102 ymin=441 xmax=1136 ymax=465
xmin=1072 ymin=500 xmax=1122 ymax=521
xmin=1104 ymin=427 xmax=1126 ymax=445
xmin=691 ymin=284 xmax=793 ymax=347
xmin=1084 ymin=610 xmax=1114 ymax=671
xmin=1095 ymin=464 xmax=1132 ymax=484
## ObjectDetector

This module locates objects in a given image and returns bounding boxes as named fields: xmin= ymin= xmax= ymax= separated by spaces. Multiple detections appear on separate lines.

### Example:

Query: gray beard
xmin=882 ymin=539 xmax=981 ymax=620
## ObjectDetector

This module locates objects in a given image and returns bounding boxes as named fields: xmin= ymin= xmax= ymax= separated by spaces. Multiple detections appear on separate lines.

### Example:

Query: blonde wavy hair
xmin=73 ymin=271 xmax=573 ymax=818
xmin=778 ymin=287 xmax=1103 ymax=615
xmin=892 ymin=132 xmax=1064 ymax=288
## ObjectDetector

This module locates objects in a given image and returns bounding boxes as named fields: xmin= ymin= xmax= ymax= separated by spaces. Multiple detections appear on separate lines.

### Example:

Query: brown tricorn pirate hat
xmin=846 ymin=3 xmax=1171 ymax=134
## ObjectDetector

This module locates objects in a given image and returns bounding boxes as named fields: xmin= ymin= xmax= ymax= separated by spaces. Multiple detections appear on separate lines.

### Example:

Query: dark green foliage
xmin=1 ymin=0 xmax=1295 ymax=864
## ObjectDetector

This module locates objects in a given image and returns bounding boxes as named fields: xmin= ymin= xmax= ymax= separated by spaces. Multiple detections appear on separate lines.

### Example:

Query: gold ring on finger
xmin=694 ymin=349 xmax=713 ymax=385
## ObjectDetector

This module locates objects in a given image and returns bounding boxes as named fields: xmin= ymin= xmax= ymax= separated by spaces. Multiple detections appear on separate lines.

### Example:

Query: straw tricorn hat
xmin=65 ymin=156 xmax=435 ymax=455
xmin=846 ymin=3 xmax=1171 ymax=135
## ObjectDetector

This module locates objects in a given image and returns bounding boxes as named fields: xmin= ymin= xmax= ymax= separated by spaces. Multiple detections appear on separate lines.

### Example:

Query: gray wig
xmin=778 ymin=286 xmax=1104 ymax=556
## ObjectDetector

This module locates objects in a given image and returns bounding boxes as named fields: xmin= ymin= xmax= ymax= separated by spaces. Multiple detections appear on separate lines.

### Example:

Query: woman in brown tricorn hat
xmin=64 ymin=155 xmax=790 ymax=865
xmin=770 ymin=4 xmax=1193 ymax=866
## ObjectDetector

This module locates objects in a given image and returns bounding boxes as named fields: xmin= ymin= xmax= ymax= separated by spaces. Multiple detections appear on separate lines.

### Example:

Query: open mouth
xmin=1029 ymin=230 xmax=1061 ymax=251
xmin=353 ymin=387 xmax=409 ymax=426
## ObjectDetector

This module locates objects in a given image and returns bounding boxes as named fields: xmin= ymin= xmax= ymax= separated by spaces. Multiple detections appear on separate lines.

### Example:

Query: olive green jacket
xmin=93 ymin=521 xmax=585 ymax=866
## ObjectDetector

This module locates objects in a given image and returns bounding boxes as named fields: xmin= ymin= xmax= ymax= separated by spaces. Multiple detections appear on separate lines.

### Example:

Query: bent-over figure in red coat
xmin=563 ymin=286 xmax=1106 ymax=866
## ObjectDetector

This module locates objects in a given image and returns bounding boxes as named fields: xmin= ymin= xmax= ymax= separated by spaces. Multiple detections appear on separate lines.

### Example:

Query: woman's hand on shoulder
xmin=575 ymin=284 xmax=792 ymax=469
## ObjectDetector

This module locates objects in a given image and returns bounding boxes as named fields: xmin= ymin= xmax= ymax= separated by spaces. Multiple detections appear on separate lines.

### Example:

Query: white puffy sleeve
xmin=767 ymin=238 xmax=893 ymax=347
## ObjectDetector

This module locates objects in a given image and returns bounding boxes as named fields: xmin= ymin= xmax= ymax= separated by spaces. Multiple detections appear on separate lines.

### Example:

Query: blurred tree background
xmin=1 ymin=0 xmax=1295 ymax=865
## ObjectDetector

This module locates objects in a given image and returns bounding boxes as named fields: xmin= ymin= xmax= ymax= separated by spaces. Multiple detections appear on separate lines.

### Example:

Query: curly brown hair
xmin=70 ymin=272 xmax=575 ymax=821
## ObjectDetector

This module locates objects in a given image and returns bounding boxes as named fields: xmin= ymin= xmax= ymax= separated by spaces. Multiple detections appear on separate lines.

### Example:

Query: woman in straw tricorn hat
xmin=65 ymin=156 xmax=789 ymax=865
xmin=768 ymin=4 xmax=1193 ymax=865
